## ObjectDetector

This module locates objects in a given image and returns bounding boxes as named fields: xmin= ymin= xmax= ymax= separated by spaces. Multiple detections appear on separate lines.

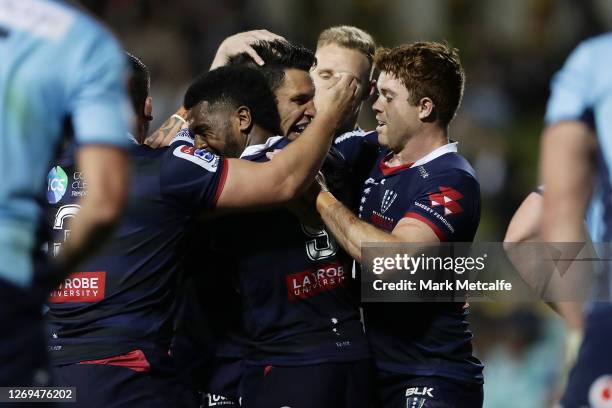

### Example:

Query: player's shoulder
xmin=577 ymin=33 xmax=612 ymax=53
xmin=241 ymin=136 xmax=288 ymax=162
xmin=418 ymin=149 xmax=479 ymax=189
xmin=333 ymin=128 xmax=377 ymax=146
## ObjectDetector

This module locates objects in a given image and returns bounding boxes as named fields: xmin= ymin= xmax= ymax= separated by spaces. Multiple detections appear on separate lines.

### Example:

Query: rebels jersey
xmin=359 ymin=142 xmax=484 ymax=384
xmin=45 ymin=136 xmax=227 ymax=365
xmin=208 ymin=135 xmax=372 ymax=366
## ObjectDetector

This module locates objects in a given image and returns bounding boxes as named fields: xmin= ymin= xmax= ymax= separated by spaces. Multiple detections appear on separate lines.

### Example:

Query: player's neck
xmin=245 ymin=125 xmax=274 ymax=147
xmin=389 ymin=126 xmax=448 ymax=167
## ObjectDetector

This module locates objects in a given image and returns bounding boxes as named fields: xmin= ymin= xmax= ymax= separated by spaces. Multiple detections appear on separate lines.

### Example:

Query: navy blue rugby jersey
xmin=45 ymin=134 xmax=227 ymax=365
xmin=359 ymin=142 xmax=484 ymax=384
xmin=206 ymin=135 xmax=371 ymax=366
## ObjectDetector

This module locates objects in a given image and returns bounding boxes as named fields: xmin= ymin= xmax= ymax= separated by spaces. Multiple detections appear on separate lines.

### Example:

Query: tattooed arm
xmin=144 ymin=106 xmax=189 ymax=148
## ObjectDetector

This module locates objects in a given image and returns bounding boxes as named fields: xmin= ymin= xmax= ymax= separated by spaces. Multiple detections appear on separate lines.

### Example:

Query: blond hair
xmin=317 ymin=25 xmax=376 ymax=63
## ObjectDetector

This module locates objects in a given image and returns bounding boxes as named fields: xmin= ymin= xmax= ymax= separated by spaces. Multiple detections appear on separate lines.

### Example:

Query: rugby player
xmin=45 ymin=64 xmax=358 ymax=407
xmin=316 ymin=43 xmax=484 ymax=407
xmin=540 ymin=33 xmax=612 ymax=408
xmin=185 ymin=38 xmax=379 ymax=408
xmin=0 ymin=0 xmax=130 ymax=386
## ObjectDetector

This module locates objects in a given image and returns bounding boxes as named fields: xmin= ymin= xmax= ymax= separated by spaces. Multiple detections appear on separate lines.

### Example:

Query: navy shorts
xmin=51 ymin=349 xmax=198 ymax=408
xmin=0 ymin=278 xmax=49 ymax=387
xmin=560 ymin=305 xmax=612 ymax=408
xmin=240 ymin=360 xmax=376 ymax=408
xmin=201 ymin=358 xmax=242 ymax=407
xmin=376 ymin=371 xmax=483 ymax=408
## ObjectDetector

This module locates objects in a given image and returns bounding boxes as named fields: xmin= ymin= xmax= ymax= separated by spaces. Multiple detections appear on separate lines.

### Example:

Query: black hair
xmin=228 ymin=39 xmax=316 ymax=92
xmin=125 ymin=52 xmax=150 ymax=116
xmin=183 ymin=66 xmax=281 ymax=136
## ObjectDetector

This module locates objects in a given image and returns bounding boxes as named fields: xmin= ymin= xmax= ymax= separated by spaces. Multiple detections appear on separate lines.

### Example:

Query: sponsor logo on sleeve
xmin=287 ymin=261 xmax=346 ymax=300
xmin=428 ymin=186 xmax=463 ymax=216
xmin=48 ymin=272 xmax=106 ymax=303
xmin=173 ymin=145 xmax=219 ymax=172
xmin=47 ymin=166 xmax=68 ymax=204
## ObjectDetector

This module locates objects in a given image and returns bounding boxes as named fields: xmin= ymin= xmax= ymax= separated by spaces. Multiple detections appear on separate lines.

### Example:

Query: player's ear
xmin=418 ymin=97 xmax=435 ymax=122
xmin=143 ymin=96 xmax=153 ymax=122
xmin=236 ymin=106 xmax=253 ymax=132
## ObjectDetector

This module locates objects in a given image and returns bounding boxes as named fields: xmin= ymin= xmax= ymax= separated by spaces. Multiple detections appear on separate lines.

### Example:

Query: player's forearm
xmin=540 ymin=122 xmax=595 ymax=242
xmin=271 ymin=113 xmax=338 ymax=201
xmin=144 ymin=107 xmax=188 ymax=148
xmin=55 ymin=148 xmax=129 ymax=280
xmin=317 ymin=191 xmax=396 ymax=263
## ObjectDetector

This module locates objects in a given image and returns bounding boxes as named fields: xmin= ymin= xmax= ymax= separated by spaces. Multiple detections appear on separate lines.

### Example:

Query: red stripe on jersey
xmin=403 ymin=211 xmax=446 ymax=241
xmin=78 ymin=349 xmax=151 ymax=372
xmin=212 ymin=158 xmax=229 ymax=208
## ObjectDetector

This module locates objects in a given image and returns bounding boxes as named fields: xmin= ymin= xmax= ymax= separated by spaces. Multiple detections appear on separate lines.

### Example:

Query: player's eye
xmin=319 ymin=71 xmax=332 ymax=80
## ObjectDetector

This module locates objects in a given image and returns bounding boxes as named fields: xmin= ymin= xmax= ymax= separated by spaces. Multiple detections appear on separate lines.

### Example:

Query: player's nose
xmin=304 ymin=99 xmax=316 ymax=119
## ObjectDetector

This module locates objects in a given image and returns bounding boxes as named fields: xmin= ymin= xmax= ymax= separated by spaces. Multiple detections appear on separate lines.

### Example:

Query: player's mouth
xmin=376 ymin=119 xmax=387 ymax=132
xmin=288 ymin=121 xmax=309 ymax=136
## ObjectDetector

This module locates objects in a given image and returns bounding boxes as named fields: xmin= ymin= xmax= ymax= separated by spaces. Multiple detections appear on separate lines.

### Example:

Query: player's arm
xmin=214 ymin=73 xmax=358 ymax=209
xmin=504 ymin=190 xmax=586 ymax=331
xmin=53 ymin=30 xmax=131 ymax=279
xmin=210 ymin=30 xmax=286 ymax=70
xmin=540 ymin=121 xmax=596 ymax=242
xmin=316 ymin=191 xmax=438 ymax=263
xmin=144 ymin=106 xmax=189 ymax=148
xmin=504 ymin=191 xmax=543 ymax=243
xmin=55 ymin=146 xmax=129 ymax=274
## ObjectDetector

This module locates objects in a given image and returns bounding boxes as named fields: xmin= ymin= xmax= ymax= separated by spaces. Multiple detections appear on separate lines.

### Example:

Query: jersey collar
xmin=379 ymin=142 xmax=458 ymax=176
xmin=240 ymin=136 xmax=284 ymax=159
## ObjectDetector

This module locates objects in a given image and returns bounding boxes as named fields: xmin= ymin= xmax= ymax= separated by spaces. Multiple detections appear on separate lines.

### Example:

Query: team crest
xmin=381 ymin=190 xmax=397 ymax=214
xmin=428 ymin=186 xmax=463 ymax=216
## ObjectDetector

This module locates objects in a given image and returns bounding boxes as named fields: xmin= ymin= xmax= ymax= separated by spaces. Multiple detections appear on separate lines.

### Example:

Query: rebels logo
xmin=287 ymin=262 xmax=346 ymax=300
xmin=48 ymin=272 xmax=106 ymax=303
xmin=428 ymin=186 xmax=463 ymax=216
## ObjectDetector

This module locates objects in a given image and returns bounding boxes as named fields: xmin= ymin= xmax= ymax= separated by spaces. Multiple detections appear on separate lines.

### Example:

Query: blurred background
xmin=94 ymin=1 xmax=612 ymax=406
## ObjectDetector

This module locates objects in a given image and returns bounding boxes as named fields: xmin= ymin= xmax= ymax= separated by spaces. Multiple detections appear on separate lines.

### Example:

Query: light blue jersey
xmin=545 ymin=33 xmax=612 ymax=243
xmin=0 ymin=0 xmax=131 ymax=288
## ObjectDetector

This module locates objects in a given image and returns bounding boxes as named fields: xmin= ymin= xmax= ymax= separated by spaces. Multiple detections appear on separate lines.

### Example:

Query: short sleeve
xmin=403 ymin=171 xmax=480 ymax=241
xmin=333 ymin=130 xmax=379 ymax=168
xmin=545 ymin=40 xmax=595 ymax=126
xmin=161 ymin=143 xmax=229 ymax=212
xmin=69 ymin=27 xmax=131 ymax=148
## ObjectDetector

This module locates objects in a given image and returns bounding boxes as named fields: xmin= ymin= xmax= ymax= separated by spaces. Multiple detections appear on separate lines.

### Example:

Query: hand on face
xmin=313 ymin=72 xmax=359 ymax=127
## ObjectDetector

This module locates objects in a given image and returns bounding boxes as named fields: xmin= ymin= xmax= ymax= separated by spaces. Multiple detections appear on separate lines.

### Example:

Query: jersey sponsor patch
xmin=47 ymin=165 xmax=68 ymax=204
xmin=173 ymin=145 xmax=219 ymax=172
xmin=286 ymin=261 xmax=346 ymax=300
xmin=48 ymin=271 xmax=106 ymax=303
xmin=428 ymin=186 xmax=464 ymax=216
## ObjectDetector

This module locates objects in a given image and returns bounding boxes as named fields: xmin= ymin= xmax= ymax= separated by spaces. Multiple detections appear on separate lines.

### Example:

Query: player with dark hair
xmin=0 ymin=0 xmax=130 ymax=386
xmin=45 ymin=64 xmax=359 ymax=407
xmin=316 ymin=42 xmax=484 ymax=407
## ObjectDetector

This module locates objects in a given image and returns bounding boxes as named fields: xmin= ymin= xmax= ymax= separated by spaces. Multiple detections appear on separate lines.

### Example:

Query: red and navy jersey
xmin=359 ymin=142 xmax=484 ymax=384
xmin=45 ymin=135 xmax=227 ymax=365
xmin=207 ymin=136 xmax=371 ymax=366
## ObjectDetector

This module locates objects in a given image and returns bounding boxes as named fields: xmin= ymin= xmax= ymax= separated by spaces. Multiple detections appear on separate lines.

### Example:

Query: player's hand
xmin=314 ymin=72 xmax=359 ymax=127
xmin=210 ymin=30 xmax=286 ymax=69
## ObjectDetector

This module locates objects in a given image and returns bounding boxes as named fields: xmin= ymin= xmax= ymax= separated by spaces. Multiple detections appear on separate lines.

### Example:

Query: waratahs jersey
xmin=206 ymin=134 xmax=375 ymax=366
xmin=545 ymin=33 xmax=612 ymax=408
xmin=45 ymin=134 xmax=227 ymax=365
xmin=359 ymin=142 xmax=484 ymax=384
xmin=0 ymin=0 xmax=130 ymax=289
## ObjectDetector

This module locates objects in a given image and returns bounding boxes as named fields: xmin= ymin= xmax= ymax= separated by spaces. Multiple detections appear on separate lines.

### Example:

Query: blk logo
xmin=428 ymin=186 xmax=463 ymax=216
